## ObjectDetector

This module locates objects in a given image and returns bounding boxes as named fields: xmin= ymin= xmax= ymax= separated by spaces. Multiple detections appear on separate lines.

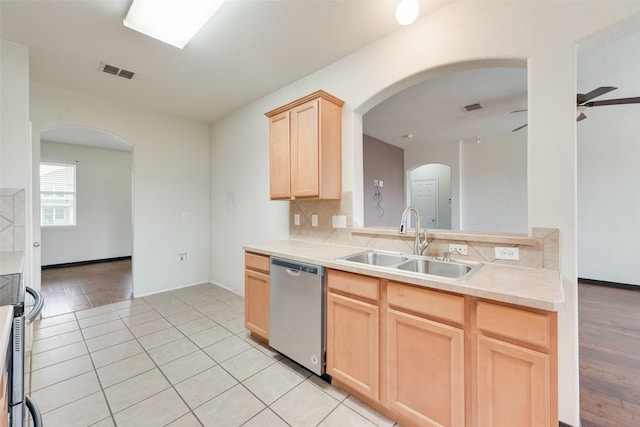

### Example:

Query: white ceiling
xmin=2 ymin=1 xmax=638 ymax=152
xmin=363 ymin=67 xmax=528 ymax=149
xmin=0 ymin=0 xmax=449 ymax=125
xmin=364 ymin=29 xmax=640 ymax=149
xmin=41 ymin=126 xmax=132 ymax=152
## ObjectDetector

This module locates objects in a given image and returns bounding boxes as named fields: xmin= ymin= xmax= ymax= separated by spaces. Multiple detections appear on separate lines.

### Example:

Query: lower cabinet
xmin=325 ymin=269 xmax=558 ymax=427
xmin=326 ymin=269 xmax=380 ymax=401
xmin=475 ymin=300 xmax=557 ymax=427
xmin=387 ymin=309 xmax=465 ymax=427
xmin=476 ymin=335 xmax=550 ymax=427
xmin=244 ymin=252 xmax=270 ymax=341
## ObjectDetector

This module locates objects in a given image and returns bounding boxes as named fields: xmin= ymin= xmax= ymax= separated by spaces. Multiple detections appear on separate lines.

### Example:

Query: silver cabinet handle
xmin=33 ymin=242 xmax=40 ymax=247
xmin=25 ymin=286 xmax=44 ymax=324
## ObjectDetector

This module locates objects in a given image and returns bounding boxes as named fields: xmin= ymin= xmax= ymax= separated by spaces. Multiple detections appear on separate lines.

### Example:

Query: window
xmin=40 ymin=162 xmax=76 ymax=227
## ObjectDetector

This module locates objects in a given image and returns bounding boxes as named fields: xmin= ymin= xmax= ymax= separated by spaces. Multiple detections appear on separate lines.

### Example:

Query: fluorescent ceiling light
xmin=124 ymin=0 xmax=225 ymax=49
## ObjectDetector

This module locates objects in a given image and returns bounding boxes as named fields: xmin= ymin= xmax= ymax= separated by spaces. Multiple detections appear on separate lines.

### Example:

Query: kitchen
xmin=2 ymin=1 xmax=640 ymax=427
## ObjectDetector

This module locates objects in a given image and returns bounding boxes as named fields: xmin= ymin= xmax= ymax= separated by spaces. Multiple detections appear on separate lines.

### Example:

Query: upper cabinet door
xmin=269 ymin=111 xmax=291 ymax=200
xmin=265 ymin=90 xmax=344 ymax=201
xmin=291 ymin=99 xmax=320 ymax=198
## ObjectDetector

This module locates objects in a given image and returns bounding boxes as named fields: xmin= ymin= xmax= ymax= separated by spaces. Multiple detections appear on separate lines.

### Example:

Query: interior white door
xmin=411 ymin=178 xmax=438 ymax=229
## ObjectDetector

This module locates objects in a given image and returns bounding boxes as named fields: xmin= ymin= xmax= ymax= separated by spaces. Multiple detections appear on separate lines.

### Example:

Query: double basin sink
xmin=337 ymin=250 xmax=480 ymax=280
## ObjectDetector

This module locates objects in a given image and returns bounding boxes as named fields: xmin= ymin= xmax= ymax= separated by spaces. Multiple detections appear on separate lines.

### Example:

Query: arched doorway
xmin=38 ymin=126 xmax=133 ymax=317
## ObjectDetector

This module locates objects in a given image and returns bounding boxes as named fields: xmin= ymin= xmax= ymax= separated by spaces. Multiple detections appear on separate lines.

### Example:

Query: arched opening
xmin=359 ymin=59 xmax=528 ymax=232
xmin=38 ymin=126 xmax=133 ymax=317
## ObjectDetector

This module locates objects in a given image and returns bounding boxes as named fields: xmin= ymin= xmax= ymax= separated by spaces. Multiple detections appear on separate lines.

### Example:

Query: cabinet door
xmin=290 ymin=99 xmax=320 ymax=198
xmin=387 ymin=309 xmax=465 ymax=427
xmin=477 ymin=335 xmax=550 ymax=427
xmin=244 ymin=269 xmax=269 ymax=340
xmin=327 ymin=292 xmax=379 ymax=401
xmin=269 ymin=111 xmax=291 ymax=199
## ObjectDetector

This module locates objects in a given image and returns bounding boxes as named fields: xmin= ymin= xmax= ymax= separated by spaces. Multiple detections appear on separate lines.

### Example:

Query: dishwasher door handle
xmin=286 ymin=268 xmax=301 ymax=277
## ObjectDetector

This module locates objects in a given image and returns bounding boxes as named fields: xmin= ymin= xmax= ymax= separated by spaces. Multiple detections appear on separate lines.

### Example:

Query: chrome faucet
xmin=398 ymin=206 xmax=428 ymax=255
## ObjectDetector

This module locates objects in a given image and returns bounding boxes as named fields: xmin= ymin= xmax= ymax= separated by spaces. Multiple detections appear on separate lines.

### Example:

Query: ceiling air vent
xmin=100 ymin=62 xmax=136 ymax=80
xmin=460 ymin=102 xmax=483 ymax=113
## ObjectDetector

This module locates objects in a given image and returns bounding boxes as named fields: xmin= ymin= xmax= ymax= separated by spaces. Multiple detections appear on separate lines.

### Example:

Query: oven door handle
xmin=25 ymin=286 xmax=44 ymax=324
xmin=25 ymin=395 xmax=43 ymax=427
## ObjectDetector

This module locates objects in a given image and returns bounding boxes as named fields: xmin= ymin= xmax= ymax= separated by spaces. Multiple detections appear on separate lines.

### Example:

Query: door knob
xmin=33 ymin=242 xmax=41 ymax=247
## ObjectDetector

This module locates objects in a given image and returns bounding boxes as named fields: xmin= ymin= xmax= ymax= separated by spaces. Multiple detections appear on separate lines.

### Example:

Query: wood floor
xmin=579 ymin=281 xmax=640 ymax=427
xmin=40 ymin=258 xmax=132 ymax=318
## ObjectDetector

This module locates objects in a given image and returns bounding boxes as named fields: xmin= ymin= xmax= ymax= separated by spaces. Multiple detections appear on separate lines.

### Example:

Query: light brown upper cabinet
xmin=265 ymin=90 xmax=344 ymax=200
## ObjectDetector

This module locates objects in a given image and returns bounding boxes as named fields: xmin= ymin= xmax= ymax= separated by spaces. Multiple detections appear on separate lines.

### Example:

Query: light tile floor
xmin=29 ymin=283 xmax=401 ymax=427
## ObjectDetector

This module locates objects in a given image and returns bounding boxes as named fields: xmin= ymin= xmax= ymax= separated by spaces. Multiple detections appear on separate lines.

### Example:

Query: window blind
xmin=40 ymin=162 xmax=76 ymax=227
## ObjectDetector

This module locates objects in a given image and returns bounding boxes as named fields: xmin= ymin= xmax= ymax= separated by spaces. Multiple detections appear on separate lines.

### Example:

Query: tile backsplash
xmin=0 ymin=188 xmax=26 ymax=251
xmin=290 ymin=192 xmax=559 ymax=270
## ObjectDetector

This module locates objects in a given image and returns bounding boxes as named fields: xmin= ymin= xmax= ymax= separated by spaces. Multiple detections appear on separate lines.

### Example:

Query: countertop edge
xmin=244 ymin=240 xmax=565 ymax=312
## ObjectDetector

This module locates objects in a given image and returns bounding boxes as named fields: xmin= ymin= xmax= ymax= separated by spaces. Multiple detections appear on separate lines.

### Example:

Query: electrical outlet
xmin=495 ymin=247 xmax=520 ymax=260
xmin=181 ymin=212 xmax=189 ymax=221
xmin=311 ymin=214 xmax=318 ymax=227
xmin=294 ymin=214 xmax=300 ymax=226
xmin=448 ymin=243 xmax=467 ymax=255
xmin=332 ymin=215 xmax=347 ymax=228
xmin=177 ymin=252 xmax=189 ymax=263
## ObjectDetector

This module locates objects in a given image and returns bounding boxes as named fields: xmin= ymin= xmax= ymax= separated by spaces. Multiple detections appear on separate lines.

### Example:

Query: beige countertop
xmin=244 ymin=239 xmax=565 ymax=311
xmin=0 ymin=251 xmax=25 ymax=276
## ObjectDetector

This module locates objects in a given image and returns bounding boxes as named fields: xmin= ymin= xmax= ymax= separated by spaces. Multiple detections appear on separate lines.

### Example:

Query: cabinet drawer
xmin=477 ymin=301 xmax=551 ymax=349
xmin=245 ymin=252 xmax=270 ymax=273
xmin=388 ymin=282 xmax=464 ymax=324
xmin=328 ymin=270 xmax=379 ymax=302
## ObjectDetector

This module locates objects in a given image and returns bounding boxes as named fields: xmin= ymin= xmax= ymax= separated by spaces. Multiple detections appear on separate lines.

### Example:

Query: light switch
xmin=312 ymin=214 xmax=318 ymax=227
xmin=294 ymin=214 xmax=300 ymax=226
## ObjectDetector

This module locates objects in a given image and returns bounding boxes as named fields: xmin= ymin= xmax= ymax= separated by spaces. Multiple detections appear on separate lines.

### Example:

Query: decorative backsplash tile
xmin=0 ymin=188 xmax=26 ymax=252
xmin=290 ymin=192 xmax=559 ymax=270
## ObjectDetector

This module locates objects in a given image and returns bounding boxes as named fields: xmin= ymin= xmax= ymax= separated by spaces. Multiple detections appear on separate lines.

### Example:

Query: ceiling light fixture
xmin=124 ymin=0 xmax=225 ymax=49
xmin=395 ymin=0 xmax=419 ymax=26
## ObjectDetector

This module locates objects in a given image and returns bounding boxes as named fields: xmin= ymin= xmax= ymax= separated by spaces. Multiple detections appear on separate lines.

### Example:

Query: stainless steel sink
xmin=340 ymin=251 xmax=409 ymax=267
xmin=337 ymin=250 xmax=480 ymax=280
xmin=396 ymin=258 xmax=472 ymax=278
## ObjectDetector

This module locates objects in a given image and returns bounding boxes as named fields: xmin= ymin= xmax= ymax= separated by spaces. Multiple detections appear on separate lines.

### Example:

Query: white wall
xmin=40 ymin=141 xmax=132 ymax=266
xmin=209 ymin=3 xmax=640 ymax=424
xmin=30 ymin=83 xmax=210 ymax=297
xmin=0 ymin=40 xmax=30 ymax=189
xmin=578 ymin=108 xmax=640 ymax=286
xmin=0 ymin=39 xmax=33 ymax=287
xmin=460 ymin=131 xmax=528 ymax=233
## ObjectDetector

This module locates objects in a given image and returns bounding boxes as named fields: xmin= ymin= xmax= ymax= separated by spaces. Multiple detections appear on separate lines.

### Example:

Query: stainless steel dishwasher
xmin=269 ymin=257 xmax=327 ymax=377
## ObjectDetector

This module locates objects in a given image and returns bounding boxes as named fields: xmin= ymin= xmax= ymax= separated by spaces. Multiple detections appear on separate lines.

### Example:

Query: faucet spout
xmin=398 ymin=206 xmax=428 ymax=255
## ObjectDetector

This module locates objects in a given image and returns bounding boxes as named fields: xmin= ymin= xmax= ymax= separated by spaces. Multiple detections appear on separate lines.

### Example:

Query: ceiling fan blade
xmin=577 ymin=86 xmax=617 ymax=105
xmin=577 ymin=112 xmax=587 ymax=122
xmin=585 ymin=96 xmax=640 ymax=107
xmin=512 ymin=123 xmax=528 ymax=132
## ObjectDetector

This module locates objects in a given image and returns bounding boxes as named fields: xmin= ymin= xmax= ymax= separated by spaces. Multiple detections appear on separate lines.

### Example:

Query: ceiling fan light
xmin=124 ymin=0 xmax=225 ymax=49
xmin=395 ymin=0 xmax=419 ymax=26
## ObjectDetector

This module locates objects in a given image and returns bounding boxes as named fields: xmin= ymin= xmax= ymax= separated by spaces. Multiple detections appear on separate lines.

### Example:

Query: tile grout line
xmin=32 ymin=285 xmax=396 ymax=427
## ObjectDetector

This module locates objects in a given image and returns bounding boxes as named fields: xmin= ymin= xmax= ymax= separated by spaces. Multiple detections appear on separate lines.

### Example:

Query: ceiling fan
xmin=511 ymin=86 xmax=640 ymax=132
